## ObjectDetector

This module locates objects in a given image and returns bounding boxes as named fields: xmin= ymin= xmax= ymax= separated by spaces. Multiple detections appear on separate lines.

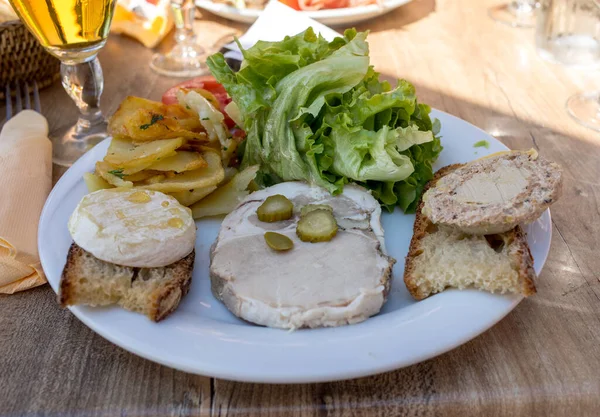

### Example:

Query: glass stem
xmin=172 ymin=0 xmax=197 ymax=45
xmin=60 ymin=57 xmax=106 ymax=136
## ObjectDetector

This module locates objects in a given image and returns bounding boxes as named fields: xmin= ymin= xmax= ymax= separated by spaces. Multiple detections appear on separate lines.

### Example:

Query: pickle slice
xmin=264 ymin=232 xmax=294 ymax=251
xmin=296 ymin=209 xmax=338 ymax=243
xmin=257 ymin=194 xmax=293 ymax=222
xmin=300 ymin=204 xmax=333 ymax=217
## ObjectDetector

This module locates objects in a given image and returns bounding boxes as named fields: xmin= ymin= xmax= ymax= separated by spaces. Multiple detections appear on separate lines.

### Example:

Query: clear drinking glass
xmin=150 ymin=0 xmax=208 ymax=77
xmin=489 ymin=0 xmax=539 ymax=28
xmin=536 ymin=0 xmax=600 ymax=66
xmin=9 ymin=0 xmax=117 ymax=167
xmin=567 ymin=91 xmax=600 ymax=131
xmin=536 ymin=0 xmax=600 ymax=131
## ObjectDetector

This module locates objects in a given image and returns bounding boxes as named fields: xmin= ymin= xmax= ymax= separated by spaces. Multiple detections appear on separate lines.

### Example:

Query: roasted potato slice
xmin=178 ymin=140 xmax=221 ymax=153
xmin=191 ymin=165 xmax=259 ymax=219
xmin=104 ymin=136 xmax=183 ymax=171
xmin=141 ymin=173 xmax=166 ymax=185
xmin=95 ymin=161 xmax=134 ymax=188
xmin=141 ymin=151 xmax=224 ymax=193
xmin=170 ymin=185 xmax=218 ymax=207
xmin=108 ymin=96 xmax=207 ymax=142
xmin=147 ymin=151 xmax=207 ymax=172
xmin=123 ymin=170 xmax=163 ymax=182
xmin=83 ymin=172 xmax=113 ymax=193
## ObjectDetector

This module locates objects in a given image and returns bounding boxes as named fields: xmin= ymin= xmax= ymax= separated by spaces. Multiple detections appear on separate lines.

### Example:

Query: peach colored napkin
xmin=111 ymin=0 xmax=174 ymax=48
xmin=0 ymin=110 xmax=52 ymax=294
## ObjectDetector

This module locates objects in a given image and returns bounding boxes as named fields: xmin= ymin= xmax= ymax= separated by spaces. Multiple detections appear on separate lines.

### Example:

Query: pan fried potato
xmin=191 ymin=165 xmax=259 ymax=219
xmin=108 ymin=96 xmax=208 ymax=142
xmin=95 ymin=161 xmax=134 ymax=188
xmin=104 ymin=136 xmax=183 ymax=171
xmin=141 ymin=151 xmax=224 ymax=193
xmin=83 ymin=172 xmax=113 ymax=193
xmin=123 ymin=170 xmax=162 ymax=182
xmin=147 ymin=151 xmax=207 ymax=172
xmin=141 ymin=173 xmax=166 ymax=185
xmin=170 ymin=185 xmax=218 ymax=206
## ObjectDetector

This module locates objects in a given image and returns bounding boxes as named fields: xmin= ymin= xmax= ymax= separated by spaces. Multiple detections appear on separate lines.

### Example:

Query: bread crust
xmin=404 ymin=164 xmax=537 ymax=300
xmin=59 ymin=243 xmax=194 ymax=322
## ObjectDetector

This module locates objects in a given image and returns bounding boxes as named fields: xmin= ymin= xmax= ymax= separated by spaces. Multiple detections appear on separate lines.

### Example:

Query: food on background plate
xmin=422 ymin=150 xmax=563 ymax=235
xmin=211 ymin=0 xmax=380 ymax=12
xmin=207 ymin=28 xmax=442 ymax=214
xmin=59 ymin=188 xmax=196 ymax=321
xmin=209 ymin=182 xmax=396 ymax=330
xmin=405 ymin=152 xmax=563 ymax=300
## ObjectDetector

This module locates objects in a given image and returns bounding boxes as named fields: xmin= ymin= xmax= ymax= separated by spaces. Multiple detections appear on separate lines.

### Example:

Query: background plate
xmin=196 ymin=0 xmax=413 ymax=25
xmin=38 ymin=109 xmax=551 ymax=383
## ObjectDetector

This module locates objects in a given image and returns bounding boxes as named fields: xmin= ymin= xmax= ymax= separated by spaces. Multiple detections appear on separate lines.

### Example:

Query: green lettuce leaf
xmin=207 ymin=28 xmax=442 ymax=212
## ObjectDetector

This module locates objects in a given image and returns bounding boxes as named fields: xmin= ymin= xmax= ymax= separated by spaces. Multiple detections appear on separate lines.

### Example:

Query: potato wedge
xmin=83 ymin=172 xmax=113 ymax=193
xmin=104 ymin=136 xmax=183 ymax=171
xmin=141 ymin=151 xmax=224 ymax=193
xmin=95 ymin=161 xmax=134 ymax=188
xmin=147 ymin=151 xmax=207 ymax=172
xmin=170 ymin=185 xmax=218 ymax=207
xmin=108 ymin=96 xmax=207 ymax=142
xmin=191 ymin=165 xmax=259 ymax=219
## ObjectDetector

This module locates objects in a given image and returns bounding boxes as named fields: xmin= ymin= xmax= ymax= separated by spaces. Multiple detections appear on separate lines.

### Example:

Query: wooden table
xmin=2 ymin=0 xmax=600 ymax=415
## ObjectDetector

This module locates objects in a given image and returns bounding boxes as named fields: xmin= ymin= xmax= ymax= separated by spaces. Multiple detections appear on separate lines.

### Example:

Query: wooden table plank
xmin=1 ymin=0 xmax=600 ymax=415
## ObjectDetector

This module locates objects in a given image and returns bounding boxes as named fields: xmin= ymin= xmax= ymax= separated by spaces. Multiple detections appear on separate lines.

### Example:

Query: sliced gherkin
xmin=264 ymin=232 xmax=294 ymax=251
xmin=300 ymin=204 xmax=333 ymax=216
xmin=256 ymin=194 xmax=294 ymax=222
xmin=296 ymin=209 xmax=338 ymax=243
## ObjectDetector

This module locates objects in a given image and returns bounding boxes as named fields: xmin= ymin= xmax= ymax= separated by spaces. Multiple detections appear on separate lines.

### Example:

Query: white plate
xmin=38 ymin=109 xmax=551 ymax=383
xmin=196 ymin=0 xmax=413 ymax=25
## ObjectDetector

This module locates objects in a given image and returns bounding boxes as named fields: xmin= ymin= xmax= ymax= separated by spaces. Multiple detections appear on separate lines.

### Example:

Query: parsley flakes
xmin=139 ymin=114 xmax=164 ymax=130
xmin=108 ymin=169 xmax=125 ymax=179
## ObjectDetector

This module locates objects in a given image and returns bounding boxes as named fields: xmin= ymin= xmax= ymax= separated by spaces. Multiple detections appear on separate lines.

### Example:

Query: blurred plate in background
xmin=196 ymin=0 xmax=413 ymax=25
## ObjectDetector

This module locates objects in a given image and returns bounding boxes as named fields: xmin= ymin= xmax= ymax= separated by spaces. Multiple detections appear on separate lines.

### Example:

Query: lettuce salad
xmin=207 ymin=28 xmax=442 ymax=213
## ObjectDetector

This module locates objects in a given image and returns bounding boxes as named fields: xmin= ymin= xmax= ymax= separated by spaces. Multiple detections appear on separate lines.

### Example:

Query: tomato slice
xmin=278 ymin=0 xmax=300 ymax=10
xmin=162 ymin=76 xmax=236 ymax=128
xmin=162 ymin=76 xmax=227 ymax=105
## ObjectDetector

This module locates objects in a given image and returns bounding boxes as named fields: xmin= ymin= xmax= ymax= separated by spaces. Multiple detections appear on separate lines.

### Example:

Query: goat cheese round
xmin=68 ymin=188 xmax=196 ymax=267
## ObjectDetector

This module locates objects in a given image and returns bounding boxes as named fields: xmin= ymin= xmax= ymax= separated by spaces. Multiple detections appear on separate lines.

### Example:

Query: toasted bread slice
xmin=59 ymin=243 xmax=194 ymax=321
xmin=404 ymin=164 xmax=536 ymax=300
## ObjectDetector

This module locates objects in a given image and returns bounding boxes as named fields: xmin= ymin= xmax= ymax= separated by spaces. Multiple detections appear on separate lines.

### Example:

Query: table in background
xmin=1 ymin=0 xmax=599 ymax=416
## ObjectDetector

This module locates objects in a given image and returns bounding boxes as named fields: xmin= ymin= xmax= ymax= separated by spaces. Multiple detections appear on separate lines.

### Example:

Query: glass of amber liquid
xmin=9 ymin=0 xmax=117 ymax=166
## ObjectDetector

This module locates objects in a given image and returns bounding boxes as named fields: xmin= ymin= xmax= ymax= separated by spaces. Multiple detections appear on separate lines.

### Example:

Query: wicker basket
xmin=0 ymin=20 xmax=60 ymax=99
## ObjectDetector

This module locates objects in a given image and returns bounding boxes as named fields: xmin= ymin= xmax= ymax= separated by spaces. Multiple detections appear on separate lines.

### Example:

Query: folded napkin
xmin=111 ymin=0 xmax=174 ymax=48
xmin=223 ymin=0 xmax=341 ymax=61
xmin=0 ymin=111 xmax=52 ymax=294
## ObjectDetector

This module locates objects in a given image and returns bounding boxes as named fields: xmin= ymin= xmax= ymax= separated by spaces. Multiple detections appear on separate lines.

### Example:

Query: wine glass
xmin=9 ymin=0 xmax=118 ymax=167
xmin=489 ymin=0 xmax=538 ymax=28
xmin=150 ymin=0 xmax=208 ymax=77
xmin=567 ymin=92 xmax=600 ymax=131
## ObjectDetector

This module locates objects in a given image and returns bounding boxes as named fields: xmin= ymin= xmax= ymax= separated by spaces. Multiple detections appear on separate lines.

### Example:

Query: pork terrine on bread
xmin=422 ymin=150 xmax=562 ymax=235
xmin=404 ymin=164 xmax=537 ymax=300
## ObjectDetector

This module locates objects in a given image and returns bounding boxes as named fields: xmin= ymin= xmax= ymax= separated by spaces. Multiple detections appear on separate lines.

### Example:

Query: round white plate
xmin=39 ymin=109 xmax=551 ymax=383
xmin=196 ymin=0 xmax=413 ymax=25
